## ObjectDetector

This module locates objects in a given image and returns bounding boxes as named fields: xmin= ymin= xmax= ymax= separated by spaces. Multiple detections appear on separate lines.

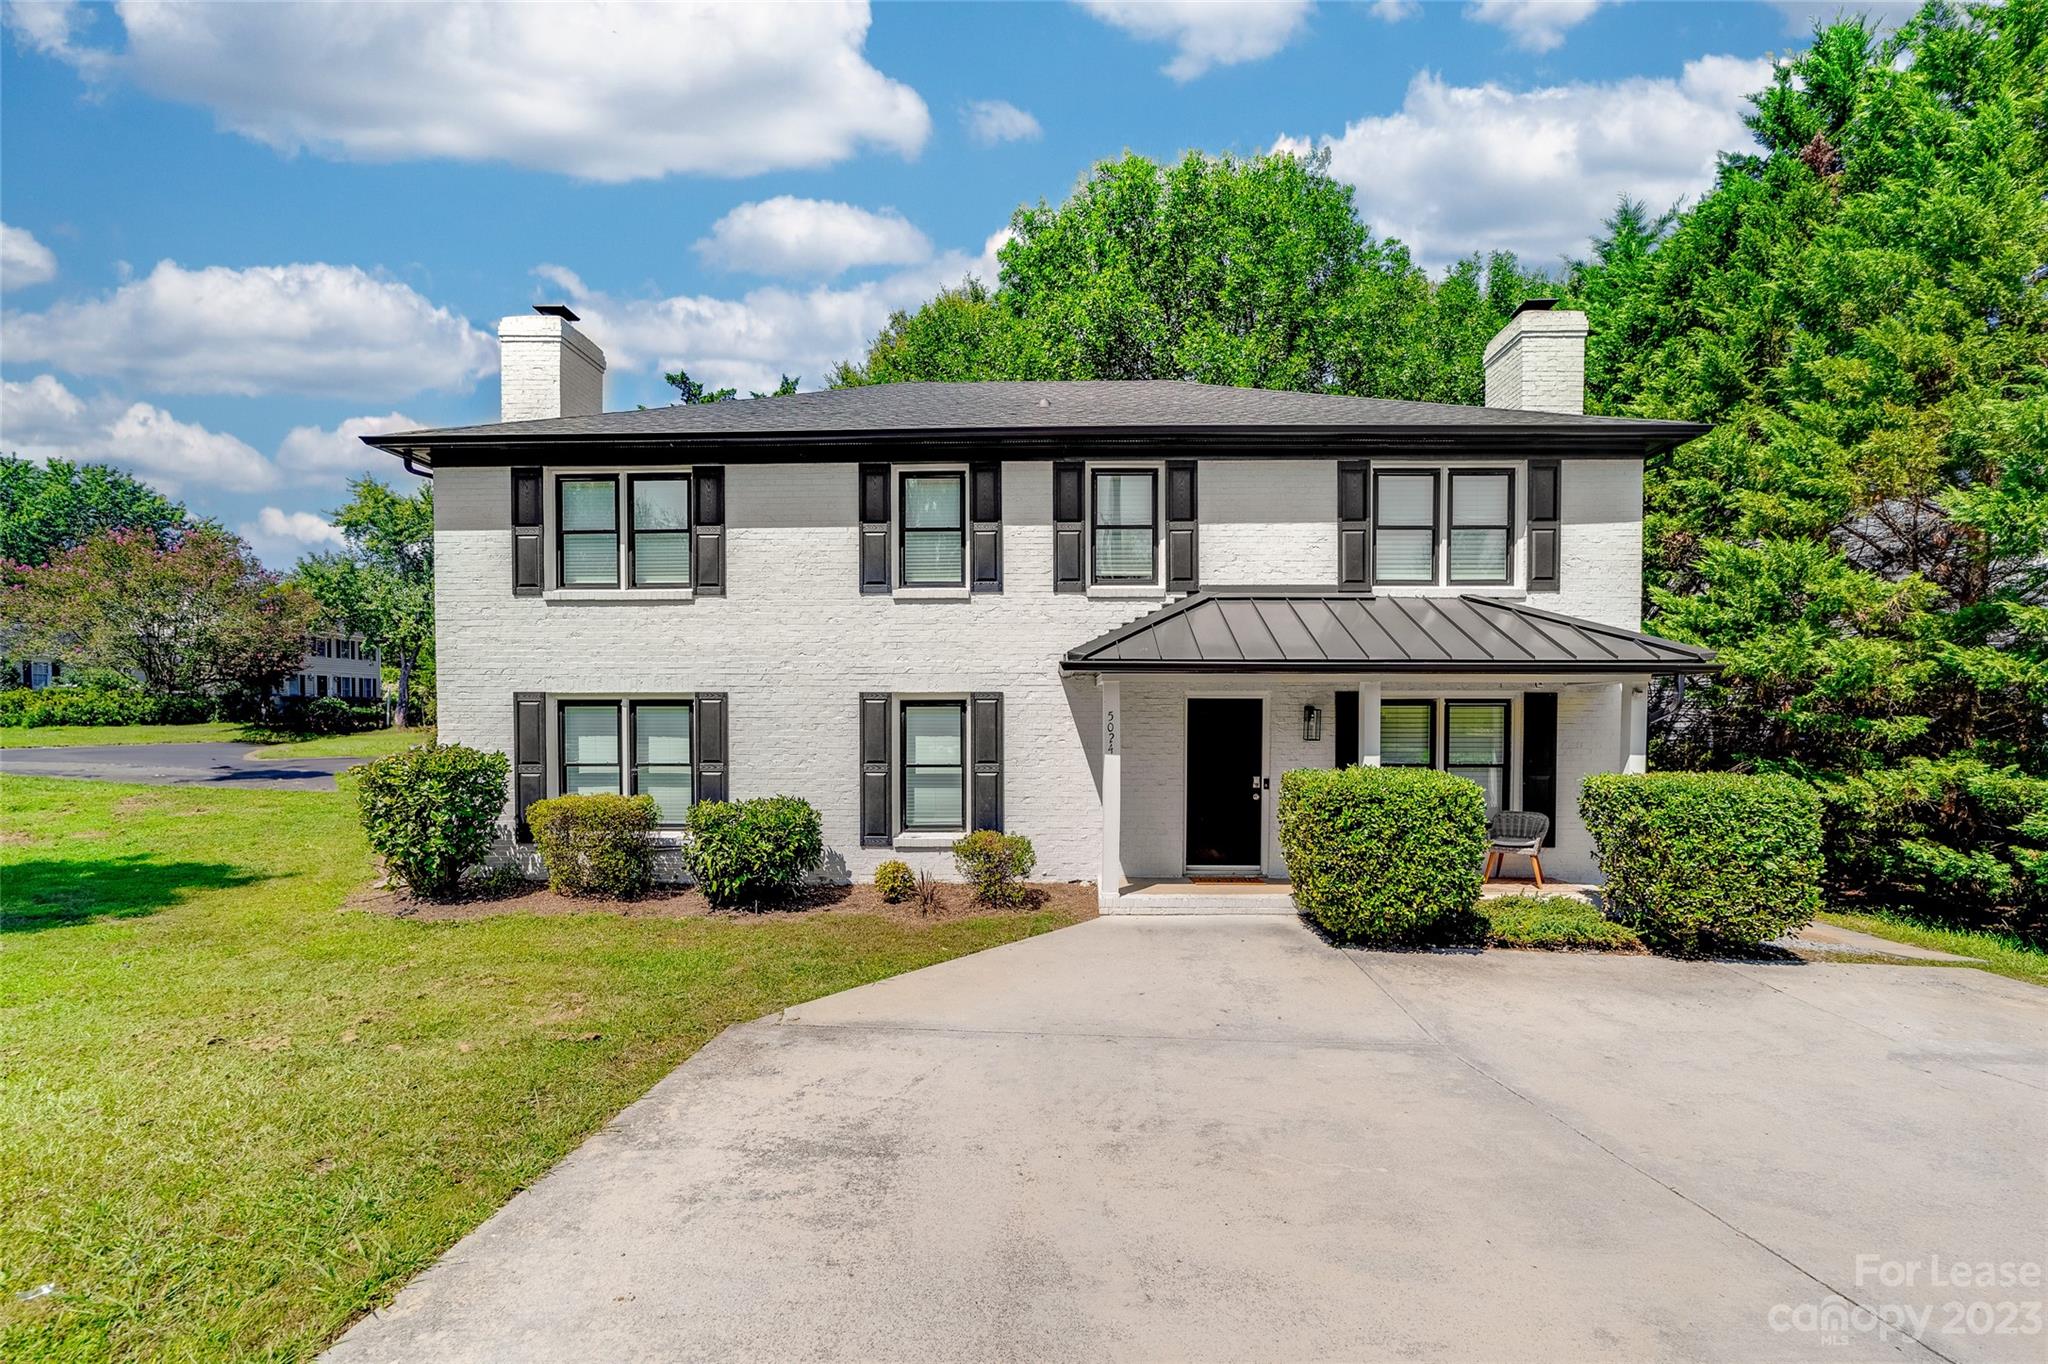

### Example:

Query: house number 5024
xmin=1104 ymin=709 xmax=1118 ymax=755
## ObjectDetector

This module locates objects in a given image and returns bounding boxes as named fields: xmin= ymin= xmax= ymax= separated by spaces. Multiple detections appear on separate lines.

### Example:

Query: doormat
xmin=1187 ymin=876 xmax=1265 ymax=885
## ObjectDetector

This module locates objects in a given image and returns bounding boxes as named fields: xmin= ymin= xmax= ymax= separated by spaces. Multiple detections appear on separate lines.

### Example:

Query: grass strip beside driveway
xmin=1817 ymin=908 xmax=2048 ymax=988
xmin=0 ymin=774 xmax=1080 ymax=1361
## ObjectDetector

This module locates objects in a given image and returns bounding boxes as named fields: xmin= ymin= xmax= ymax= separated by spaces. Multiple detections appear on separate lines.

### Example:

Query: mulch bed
xmin=351 ymin=877 xmax=1100 ymax=925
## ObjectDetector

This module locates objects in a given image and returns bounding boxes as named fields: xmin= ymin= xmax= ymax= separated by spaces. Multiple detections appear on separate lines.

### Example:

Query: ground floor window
xmin=630 ymin=702 xmax=693 ymax=824
xmin=561 ymin=703 xmax=623 ymax=797
xmin=900 ymin=700 xmax=966 ymax=831
xmin=558 ymin=700 xmax=696 ymax=825
xmin=1377 ymin=698 xmax=1510 ymax=818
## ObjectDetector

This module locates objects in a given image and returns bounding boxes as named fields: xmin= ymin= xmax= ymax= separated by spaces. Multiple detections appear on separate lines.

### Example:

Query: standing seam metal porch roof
xmin=1062 ymin=591 xmax=1718 ymax=673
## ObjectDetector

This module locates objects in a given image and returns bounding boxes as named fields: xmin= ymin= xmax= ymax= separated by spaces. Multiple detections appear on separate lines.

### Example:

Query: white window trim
xmin=891 ymin=690 xmax=973 ymax=844
xmin=545 ymin=465 xmax=696 ymax=599
xmin=890 ymin=462 xmax=971 ymax=597
xmin=1085 ymin=458 xmax=1167 ymax=599
xmin=1368 ymin=458 xmax=1527 ymax=595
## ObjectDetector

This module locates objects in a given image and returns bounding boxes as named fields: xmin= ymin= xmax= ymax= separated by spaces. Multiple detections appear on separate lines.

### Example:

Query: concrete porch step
xmin=1104 ymin=880 xmax=1299 ymax=915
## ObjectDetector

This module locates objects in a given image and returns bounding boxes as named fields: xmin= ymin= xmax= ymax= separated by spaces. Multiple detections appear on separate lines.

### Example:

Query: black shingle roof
xmin=1063 ymin=591 xmax=1717 ymax=674
xmin=363 ymin=380 xmax=1707 ymax=460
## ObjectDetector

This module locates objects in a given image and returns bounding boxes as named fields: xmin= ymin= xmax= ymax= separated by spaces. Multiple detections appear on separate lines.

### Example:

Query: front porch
xmin=1103 ymin=876 xmax=1598 ymax=916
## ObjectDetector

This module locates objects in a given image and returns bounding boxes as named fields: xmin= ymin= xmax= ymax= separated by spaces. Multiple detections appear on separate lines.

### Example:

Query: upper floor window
xmin=1374 ymin=472 xmax=1438 ymax=585
xmin=629 ymin=475 xmax=692 ymax=588
xmin=1092 ymin=469 xmax=1157 ymax=584
xmin=1449 ymin=471 xmax=1513 ymax=584
xmin=559 ymin=476 xmax=620 ymax=587
xmin=900 ymin=473 xmax=965 ymax=587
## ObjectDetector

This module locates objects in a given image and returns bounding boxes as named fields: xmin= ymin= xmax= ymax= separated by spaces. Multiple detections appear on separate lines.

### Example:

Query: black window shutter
xmin=858 ymin=464 xmax=890 ymax=594
xmin=693 ymin=692 xmax=728 ymax=802
xmin=859 ymin=693 xmax=890 ymax=845
xmin=511 ymin=468 xmax=544 ymax=596
xmin=1334 ymin=689 xmax=1359 ymax=767
xmin=1165 ymin=459 xmax=1198 ymax=593
xmin=970 ymin=459 xmax=1002 ymax=593
xmin=1522 ymin=691 xmax=1558 ymax=845
xmin=970 ymin=692 xmax=1003 ymax=831
xmin=1338 ymin=460 xmax=1370 ymax=591
xmin=692 ymin=467 xmax=726 ymax=596
xmin=512 ymin=691 xmax=545 ymax=842
xmin=1528 ymin=460 xmax=1561 ymax=593
xmin=1052 ymin=460 xmax=1084 ymax=592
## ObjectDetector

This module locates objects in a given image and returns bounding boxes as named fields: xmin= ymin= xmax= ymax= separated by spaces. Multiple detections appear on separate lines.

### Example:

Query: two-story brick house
xmin=366 ymin=303 xmax=1713 ymax=907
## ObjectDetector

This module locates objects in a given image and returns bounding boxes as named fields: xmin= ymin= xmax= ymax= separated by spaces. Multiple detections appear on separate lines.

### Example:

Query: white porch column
xmin=1357 ymin=680 xmax=1382 ymax=766
xmin=1621 ymin=681 xmax=1649 ymax=775
xmin=1099 ymin=676 xmax=1123 ymax=902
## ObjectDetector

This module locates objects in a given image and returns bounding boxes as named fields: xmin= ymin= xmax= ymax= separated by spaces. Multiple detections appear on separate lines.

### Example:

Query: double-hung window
xmin=558 ymin=477 xmax=620 ymax=587
xmin=1374 ymin=471 xmax=1439 ymax=584
xmin=1379 ymin=700 xmax=1436 ymax=768
xmin=1092 ymin=469 xmax=1157 ymax=584
xmin=1445 ymin=701 xmax=1509 ymax=818
xmin=629 ymin=475 xmax=691 ymax=588
xmin=900 ymin=700 xmax=966 ymax=832
xmin=900 ymin=473 xmax=965 ymax=587
xmin=1449 ymin=471 xmax=1513 ymax=584
xmin=630 ymin=701 xmax=693 ymax=824
xmin=560 ymin=702 xmax=622 ymax=796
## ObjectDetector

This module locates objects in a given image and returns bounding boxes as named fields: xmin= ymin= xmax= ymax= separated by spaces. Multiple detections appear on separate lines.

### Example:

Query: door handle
xmin=1251 ymin=775 xmax=1263 ymax=802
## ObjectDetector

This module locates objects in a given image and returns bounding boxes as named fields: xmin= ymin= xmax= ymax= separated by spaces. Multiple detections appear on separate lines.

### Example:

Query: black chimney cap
xmin=533 ymin=304 xmax=581 ymax=322
xmin=1510 ymin=298 xmax=1558 ymax=318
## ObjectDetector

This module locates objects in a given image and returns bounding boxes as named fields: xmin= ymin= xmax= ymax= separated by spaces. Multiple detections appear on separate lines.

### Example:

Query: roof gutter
xmin=1059 ymin=657 xmax=1721 ymax=675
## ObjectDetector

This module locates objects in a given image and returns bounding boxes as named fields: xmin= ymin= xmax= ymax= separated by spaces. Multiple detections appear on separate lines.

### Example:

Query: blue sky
xmin=1 ymin=1 xmax=1881 ymax=566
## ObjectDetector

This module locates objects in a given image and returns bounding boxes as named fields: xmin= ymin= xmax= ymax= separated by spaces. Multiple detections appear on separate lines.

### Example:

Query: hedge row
xmin=0 ymin=686 xmax=211 ymax=728
xmin=1278 ymin=765 xmax=1487 ymax=943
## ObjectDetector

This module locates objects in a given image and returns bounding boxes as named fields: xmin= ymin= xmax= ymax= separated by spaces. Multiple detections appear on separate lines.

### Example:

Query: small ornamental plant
xmin=874 ymin=859 xmax=916 ymax=904
xmin=681 ymin=796 xmax=825 ymax=907
xmin=526 ymin=793 xmax=660 ymax=898
xmin=352 ymin=743 xmax=509 ymax=899
xmin=952 ymin=830 xmax=1037 ymax=907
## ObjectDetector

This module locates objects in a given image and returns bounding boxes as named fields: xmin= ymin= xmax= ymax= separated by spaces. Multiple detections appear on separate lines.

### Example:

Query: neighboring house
xmin=12 ymin=635 xmax=381 ymax=703
xmin=278 ymin=633 xmax=384 ymax=704
xmin=365 ymin=302 xmax=1714 ymax=905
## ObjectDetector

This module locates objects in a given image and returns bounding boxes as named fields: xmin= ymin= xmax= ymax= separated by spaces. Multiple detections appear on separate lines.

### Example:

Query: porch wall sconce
xmin=1302 ymin=704 xmax=1322 ymax=742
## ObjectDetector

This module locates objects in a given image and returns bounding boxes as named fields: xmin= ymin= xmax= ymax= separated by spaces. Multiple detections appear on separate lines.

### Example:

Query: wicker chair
xmin=1485 ymin=810 xmax=1551 ymax=888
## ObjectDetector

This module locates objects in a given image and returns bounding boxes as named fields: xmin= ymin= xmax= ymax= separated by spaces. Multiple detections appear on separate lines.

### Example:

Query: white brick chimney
xmin=498 ymin=304 xmax=606 ymax=422
xmin=1483 ymin=299 xmax=1588 ymax=415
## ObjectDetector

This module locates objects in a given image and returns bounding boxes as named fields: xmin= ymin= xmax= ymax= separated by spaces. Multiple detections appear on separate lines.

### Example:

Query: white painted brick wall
xmin=438 ymin=455 xmax=1647 ymax=885
xmin=498 ymin=315 xmax=606 ymax=422
xmin=1483 ymin=309 xmax=1588 ymax=415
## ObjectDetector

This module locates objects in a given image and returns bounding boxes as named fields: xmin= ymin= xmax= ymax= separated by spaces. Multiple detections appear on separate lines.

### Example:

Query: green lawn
xmin=1817 ymin=909 xmax=2048 ymax=988
xmin=0 ymin=723 xmax=432 ymax=760
xmin=246 ymin=727 xmax=436 ymax=761
xmin=0 ymin=775 xmax=1079 ymax=1361
xmin=0 ymin=722 xmax=253 ymax=749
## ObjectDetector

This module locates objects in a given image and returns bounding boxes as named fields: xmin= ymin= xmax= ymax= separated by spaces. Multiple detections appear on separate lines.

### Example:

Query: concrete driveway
xmin=326 ymin=917 xmax=2048 ymax=1364
xmin=0 ymin=741 xmax=363 ymax=790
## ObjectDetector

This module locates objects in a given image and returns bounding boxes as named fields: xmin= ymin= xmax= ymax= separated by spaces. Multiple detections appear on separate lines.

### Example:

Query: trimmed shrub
xmin=874 ymin=859 xmax=916 ymax=904
xmin=0 ymin=686 xmax=209 ymax=728
xmin=527 ymin=793 xmax=660 ymax=898
xmin=1580 ymin=772 xmax=1823 ymax=953
xmin=952 ymin=830 xmax=1037 ymax=906
xmin=681 ymin=796 xmax=824 ymax=907
xmin=1278 ymin=766 xmax=1488 ymax=943
xmin=353 ymin=742 xmax=509 ymax=899
xmin=273 ymin=694 xmax=384 ymax=736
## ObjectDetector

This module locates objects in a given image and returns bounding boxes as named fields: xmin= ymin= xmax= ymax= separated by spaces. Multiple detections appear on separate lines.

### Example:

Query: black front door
xmin=1186 ymin=697 xmax=1264 ymax=869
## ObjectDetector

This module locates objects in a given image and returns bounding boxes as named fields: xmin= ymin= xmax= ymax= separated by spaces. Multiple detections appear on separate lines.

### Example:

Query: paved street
xmin=1 ymin=742 xmax=366 ymax=790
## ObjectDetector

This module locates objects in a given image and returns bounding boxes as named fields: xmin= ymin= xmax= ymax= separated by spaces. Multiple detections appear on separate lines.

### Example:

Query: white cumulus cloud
xmin=1 ymin=222 xmax=58 ymax=289
xmin=536 ymin=229 xmax=1008 ymax=399
xmin=0 ymin=373 xmax=276 ymax=494
xmin=275 ymin=412 xmax=423 ymax=487
xmin=694 ymin=198 xmax=933 ymax=278
xmin=242 ymin=506 xmax=347 ymax=554
xmin=1465 ymin=0 xmax=1606 ymax=53
xmin=1 ymin=260 xmax=494 ymax=399
xmin=1277 ymin=54 xmax=1771 ymax=270
xmin=19 ymin=0 xmax=928 ymax=182
xmin=964 ymin=99 xmax=1043 ymax=145
xmin=1077 ymin=0 xmax=1313 ymax=81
